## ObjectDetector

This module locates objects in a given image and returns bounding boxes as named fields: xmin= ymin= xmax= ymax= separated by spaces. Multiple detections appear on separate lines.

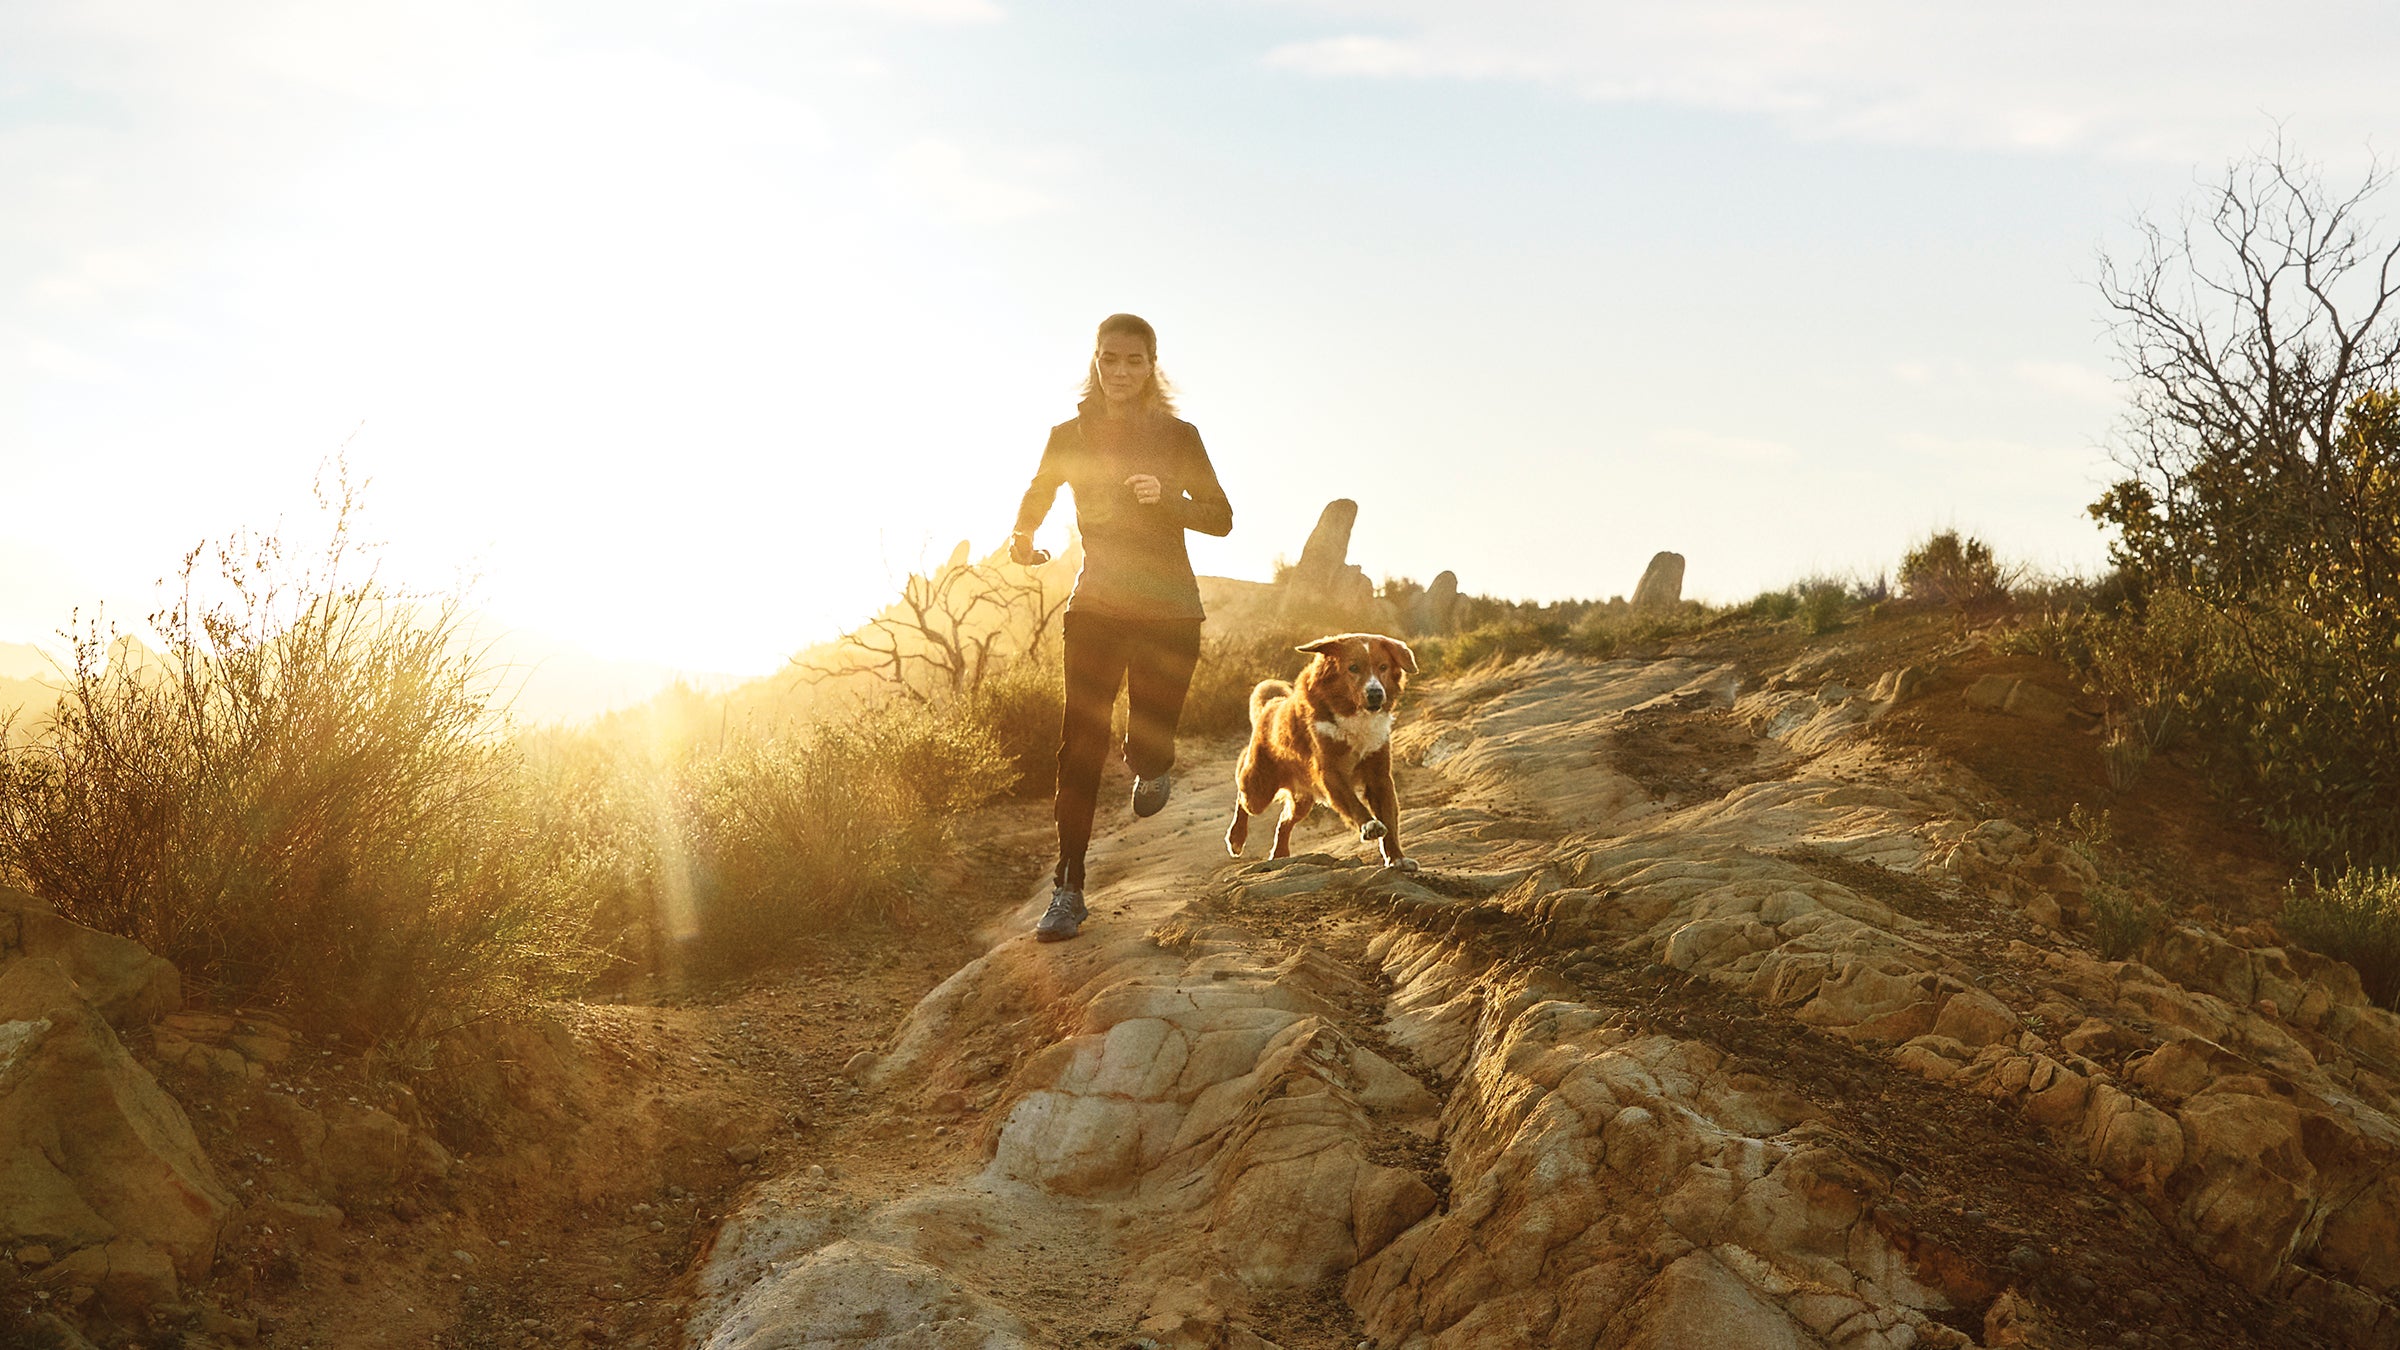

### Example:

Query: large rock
xmin=0 ymin=887 xmax=179 ymax=1029
xmin=0 ymin=958 xmax=233 ymax=1291
xmin=1408 ymin=570 xmax=1461 ymax=636
xmin=702 ymin=1238 xmax=1039 ymax=1350
xmin=1633 ymin=552 xmax=1686 ymax=609
xmin=1289 ymin=499 xmax=1358 ymax=596
xmin=1281 ymin=499 xmax=1380 ymax=620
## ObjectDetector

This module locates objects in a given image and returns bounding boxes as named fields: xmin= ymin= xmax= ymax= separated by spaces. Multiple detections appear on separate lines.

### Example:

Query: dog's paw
xmin=1360 ymin=819 xmax=1389 ymax=842
xmin=1381 ymin=856 xmax=1420 ymax=874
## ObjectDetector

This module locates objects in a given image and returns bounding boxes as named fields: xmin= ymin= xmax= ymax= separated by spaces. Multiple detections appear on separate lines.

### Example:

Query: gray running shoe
xmin=1035 ymin=887 xmax=1088 ymax=942
xmin=1131 ymin=772 xmax=1172 ymax=818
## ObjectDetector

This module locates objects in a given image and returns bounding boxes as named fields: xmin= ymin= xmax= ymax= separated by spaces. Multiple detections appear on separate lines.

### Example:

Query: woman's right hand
xmin=1009 ymin=532 xmax=1050 ymax=566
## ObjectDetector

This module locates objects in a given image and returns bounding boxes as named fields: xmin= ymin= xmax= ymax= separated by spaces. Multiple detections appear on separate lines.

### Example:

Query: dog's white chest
xmin=1313 ymin=710 xmax=1392 ymax=755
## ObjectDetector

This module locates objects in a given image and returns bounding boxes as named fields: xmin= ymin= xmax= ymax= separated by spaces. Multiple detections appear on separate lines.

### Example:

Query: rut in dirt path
xmin=681 ymin=654 xmax=2400 ymax=1350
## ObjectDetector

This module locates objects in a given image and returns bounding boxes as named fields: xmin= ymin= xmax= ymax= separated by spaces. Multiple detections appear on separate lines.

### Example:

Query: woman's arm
xmin=1171 ymin=425 xmax=1233 ymax=537
xmin=1011 ymin=425 xmax=1072 ymax=558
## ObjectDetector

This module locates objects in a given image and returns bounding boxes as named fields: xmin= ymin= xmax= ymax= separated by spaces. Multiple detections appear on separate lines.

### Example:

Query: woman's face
xmin=1094 ymin=330 xmax=1152 ymax=408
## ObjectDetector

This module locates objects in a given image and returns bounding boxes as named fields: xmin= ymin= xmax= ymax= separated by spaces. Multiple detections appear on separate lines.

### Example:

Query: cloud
xmin=1261 ymin=1 xmax=2397 ymax=162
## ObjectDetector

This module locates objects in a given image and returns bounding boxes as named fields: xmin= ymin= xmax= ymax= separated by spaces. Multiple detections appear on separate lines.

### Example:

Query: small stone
xmin=2067 ymin=1273 xmax=2098 ymax=1296
xmin=648 ymin=1220 xmax=665 ymax=1234
xmin=2008 ymin=1244 xmax=2047 ymax=1273
xmin=15 ymin=1245 xmax=53 ymax=1266
xmin=391 ymin=1197 xmax=424 ymax=1222
xmin=726 ymin=1142 xmax=763 ymax=1165
xmin=806 ymin=1165 xmax=826 ymax=1181
xmin=452 ymin=1249 xmax=475 ymax=1266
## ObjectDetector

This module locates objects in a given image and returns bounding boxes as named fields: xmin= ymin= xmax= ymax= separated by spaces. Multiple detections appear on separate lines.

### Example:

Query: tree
xmin=2091 ymin=138 xmax=2400 ymax=865
xmin=800 ymin=548 xmax=1067 ymax=703
xmin=2095 ymin=138 xmax=2400 ymax=604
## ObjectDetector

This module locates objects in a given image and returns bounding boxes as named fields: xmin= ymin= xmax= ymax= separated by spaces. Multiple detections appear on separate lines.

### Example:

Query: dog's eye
xmin=1348 ymin=663 xmax=1361 ymax=674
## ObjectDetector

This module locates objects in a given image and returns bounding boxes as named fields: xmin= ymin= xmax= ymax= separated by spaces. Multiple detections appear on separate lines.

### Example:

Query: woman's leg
xmin=1054 ymin=610 xmax=1130 ymax=891
xmin=1124 ymin=619 xmax=1204 ymax=780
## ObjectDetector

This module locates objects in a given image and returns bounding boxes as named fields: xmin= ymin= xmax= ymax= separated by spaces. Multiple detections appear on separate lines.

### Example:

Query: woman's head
xmin=1084 ymin=312 xmax=1175 ymax=414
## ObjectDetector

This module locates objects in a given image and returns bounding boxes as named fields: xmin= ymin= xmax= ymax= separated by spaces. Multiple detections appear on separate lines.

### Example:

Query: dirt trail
xmin=671 ymin=650 xmax=2400 ymax=1350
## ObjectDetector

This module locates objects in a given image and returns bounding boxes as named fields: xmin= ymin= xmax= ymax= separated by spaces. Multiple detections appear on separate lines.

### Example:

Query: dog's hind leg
xmin=1270 ymin=793 xmax=1311 ymax=858
xmin=1226 ymin=801 xmax=1250 ymax=856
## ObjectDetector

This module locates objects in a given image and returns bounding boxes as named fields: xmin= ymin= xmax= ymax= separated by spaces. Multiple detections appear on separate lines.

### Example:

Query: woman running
xmin=1009 ymin=313 xmax=1233 ymax=941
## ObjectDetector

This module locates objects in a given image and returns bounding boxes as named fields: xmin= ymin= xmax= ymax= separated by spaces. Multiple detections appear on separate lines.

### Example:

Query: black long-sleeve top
xmin=1012 ymin=403 xmax=1233 ymax=619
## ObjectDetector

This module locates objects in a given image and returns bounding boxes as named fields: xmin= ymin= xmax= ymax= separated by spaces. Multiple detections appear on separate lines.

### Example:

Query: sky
xmin=5 ymin=1 xmax=2397 ymax=678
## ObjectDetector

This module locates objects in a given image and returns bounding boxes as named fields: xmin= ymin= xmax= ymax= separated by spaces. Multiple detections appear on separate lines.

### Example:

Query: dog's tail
xmin=1248 ymin=679 xmax=1293 ymax=727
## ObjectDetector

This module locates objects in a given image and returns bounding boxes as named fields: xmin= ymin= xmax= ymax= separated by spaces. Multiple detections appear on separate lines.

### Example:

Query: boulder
xmin=1408 ymin=570 xmax=1461 ymax=636
xmin=701 ymin=1238 xmax=1039 ymax=1350
xmin=1289 ymin=499 xmax=1359 ymax=597
xmin=0 ymin=887 xmax=179 ymax=1029
xmin=1610 ymin=1250 xmax=1820 ymax=1350
xmin=0 ymin=958 xmax=233 ymax=1292
xmin=1281 ymin=500 xmax=1381 ymax=620
xmin=1632 ymin=553 xmax=1686 ymax=610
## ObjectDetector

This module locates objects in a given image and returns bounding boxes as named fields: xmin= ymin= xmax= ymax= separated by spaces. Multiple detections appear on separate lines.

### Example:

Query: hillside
xmin=5 ymin=605 xmax=2394 ymax=1350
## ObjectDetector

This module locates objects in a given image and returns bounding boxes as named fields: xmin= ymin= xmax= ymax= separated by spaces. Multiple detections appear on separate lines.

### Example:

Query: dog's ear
xmin=1381 ymin=637 xmax=1419 ymax=675
xmin=1297 ymin=636 xmax=1351 ymax=659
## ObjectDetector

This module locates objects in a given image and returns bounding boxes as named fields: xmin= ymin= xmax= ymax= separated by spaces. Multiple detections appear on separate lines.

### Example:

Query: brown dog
xmin=1225 ymin=632 xmax=1419 ymax=871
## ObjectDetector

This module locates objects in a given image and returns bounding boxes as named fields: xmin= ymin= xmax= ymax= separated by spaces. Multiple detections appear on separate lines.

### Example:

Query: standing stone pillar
xmin=1632 ymin=552 xmax=1685 ymax=610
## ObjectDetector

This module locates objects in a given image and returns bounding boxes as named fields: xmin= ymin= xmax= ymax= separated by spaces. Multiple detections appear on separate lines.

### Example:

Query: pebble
xmin=2008 ymin=1244 xmax=2047 ymax=1274
xmin=648 ymin=1220 xmax=666 ymax=1234
xmin=452 ymin=1250 xmax=475 ymax=1266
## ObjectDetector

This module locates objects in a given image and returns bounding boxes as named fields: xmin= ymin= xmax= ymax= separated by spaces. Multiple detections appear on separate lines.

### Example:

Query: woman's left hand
xmin=1125 ymin=473 xmax=1164 ymax=505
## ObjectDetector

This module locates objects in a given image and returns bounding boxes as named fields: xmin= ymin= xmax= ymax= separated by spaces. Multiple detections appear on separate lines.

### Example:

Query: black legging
xmin=1054 ymin=609 xmax=1203 ymax=890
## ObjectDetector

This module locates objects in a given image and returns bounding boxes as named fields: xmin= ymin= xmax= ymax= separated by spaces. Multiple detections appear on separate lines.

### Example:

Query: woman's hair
xmin=1080 ymin=312 xmax=1178 ymax=415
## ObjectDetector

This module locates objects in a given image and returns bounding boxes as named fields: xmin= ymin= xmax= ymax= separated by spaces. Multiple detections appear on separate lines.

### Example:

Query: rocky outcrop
xmin=1 ymin=887 xmax=179 ymax=1029
xmin=0 ymin=957 xmax=233 ymax=1307
xmin=1632 ymin=552 xmax=1685 ymax=610
xmin=696 ymin=916 xmax=1442 ymax=1349
xmin=1282 ymin=499 xmax=1380 ymax=621
xmin=1409 ymin=571 xmax=1460 ymax=637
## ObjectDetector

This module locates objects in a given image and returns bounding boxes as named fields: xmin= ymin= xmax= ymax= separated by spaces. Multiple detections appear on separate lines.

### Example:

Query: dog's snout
xmin=1364 ymin=680 xmax=1387 ymax=711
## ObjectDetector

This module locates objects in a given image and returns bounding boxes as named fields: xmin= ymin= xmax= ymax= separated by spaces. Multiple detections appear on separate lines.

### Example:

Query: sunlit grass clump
xmin=0 ymin=508 xmax=596 ymax=1050
xmin=2282 ymin=868 xmax=2400 ymax=1009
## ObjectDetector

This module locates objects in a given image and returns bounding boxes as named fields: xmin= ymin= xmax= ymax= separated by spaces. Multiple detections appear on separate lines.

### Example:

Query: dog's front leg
xmin=1323 ymin=774 xmax=1385 ymax=845
xmin=1361 ymin=750 xmax=1416 ymax=872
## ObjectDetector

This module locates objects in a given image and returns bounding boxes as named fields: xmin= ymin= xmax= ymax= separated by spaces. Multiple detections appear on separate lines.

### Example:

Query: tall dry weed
xmin=0 ymin=488 xmax=596 ymax=1048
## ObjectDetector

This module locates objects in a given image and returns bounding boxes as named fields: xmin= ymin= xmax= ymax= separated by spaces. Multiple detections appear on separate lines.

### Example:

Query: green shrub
xmin=1745 ymin=589 xmax=1802 ymax=623
xmin=1183 ymin=625 xmax=1311 ymax=737
xmin=1798 ymin=583 xmax=1850 ymax=635
xmin=678 ymin=700 xmax=1013 ymax=970
xmin=1442 ymin=619 xmax=1566 ymax=671
xmin=2088 ymin=883 xmax=2159 ymax=962
xmin=2281 ymin=867 xmax=2400 ymax=1009
xmin=967 ymin=655 xmax=1063 ymax=798
xmin=1899 ymin=530 xmax=2010 ymax=608
xmin=0 ymin=515 xmax=596 ymax=1049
